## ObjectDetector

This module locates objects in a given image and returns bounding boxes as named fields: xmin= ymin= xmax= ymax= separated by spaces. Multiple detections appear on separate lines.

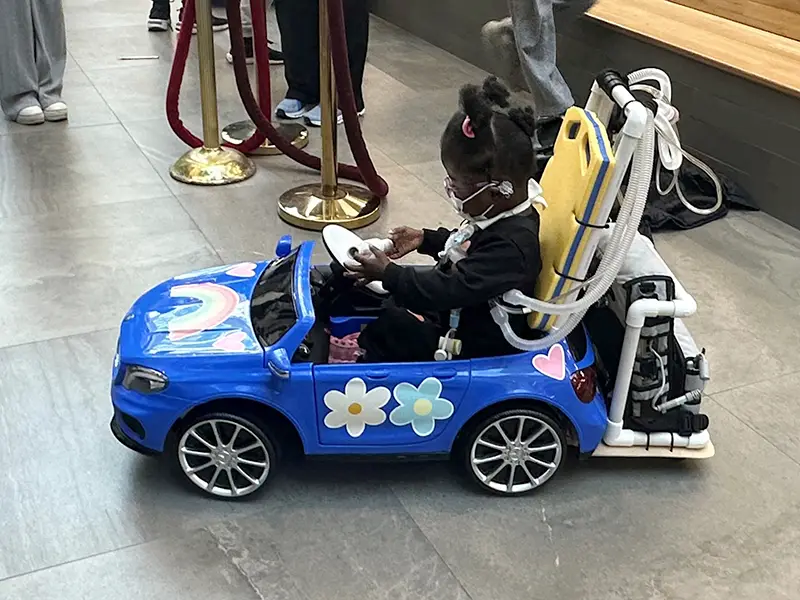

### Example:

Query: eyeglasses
xmin=443 ymin=177 xmax=514 ymax=210
xmin=443 ymin=177 xmax=496 ymax=203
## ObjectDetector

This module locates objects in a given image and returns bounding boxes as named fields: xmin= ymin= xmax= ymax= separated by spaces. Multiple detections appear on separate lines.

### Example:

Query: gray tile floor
xmin=1 ymin=1 xmax=799 ymax=598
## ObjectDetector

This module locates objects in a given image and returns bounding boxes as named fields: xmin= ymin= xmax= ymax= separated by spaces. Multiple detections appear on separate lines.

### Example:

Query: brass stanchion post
xmin=276 ymin=0 xmax=380 ymax=230
xmin=170 ymin=0 xmax=256 ymax=185
xmin=221 ymin=1 xmax=309 ymax=155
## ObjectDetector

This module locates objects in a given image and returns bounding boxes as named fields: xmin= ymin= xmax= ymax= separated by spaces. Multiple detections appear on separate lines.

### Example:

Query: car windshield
xmin=250 ymin=249 xmax=299 ymax=347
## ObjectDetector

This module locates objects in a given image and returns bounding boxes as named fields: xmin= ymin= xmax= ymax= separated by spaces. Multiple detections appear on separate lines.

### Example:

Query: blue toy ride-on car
xmin=110 ymin=69 xmax=714 ymax=499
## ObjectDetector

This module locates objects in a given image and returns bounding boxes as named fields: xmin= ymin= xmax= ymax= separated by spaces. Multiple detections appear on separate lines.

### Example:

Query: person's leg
xmin=358 ymin=303 xmax=441 ymax=363
xmin=507 ymin=0 xmax=573 ymax=120
xmin=241 ymin=1 xmax=253 ymax=38
xmin=0 ymin=0 xmax=42 ymax=122
xmin=275 ymin=0 xmax=320 ymax=108
xmin=31 ymin=0 xmax=67 ymax=118
xmin=343 ymin=0 xmax=369 ymax=113
xmin=481 ymin=17 xmax=527 ymax=93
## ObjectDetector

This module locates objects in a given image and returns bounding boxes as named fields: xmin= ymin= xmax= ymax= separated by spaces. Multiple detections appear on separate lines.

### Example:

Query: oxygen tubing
xmin=225 ymin=0 xmax=390 ymax=197
xmin=165 ymin=0 xmax=267 ymax=153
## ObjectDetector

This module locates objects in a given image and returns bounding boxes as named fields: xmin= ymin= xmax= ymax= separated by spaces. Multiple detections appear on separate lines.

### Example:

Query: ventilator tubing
xmin=491 ymin=110 xmax=657 ymax=352
xmin=627 ymin=68 xmax=723 ymax=217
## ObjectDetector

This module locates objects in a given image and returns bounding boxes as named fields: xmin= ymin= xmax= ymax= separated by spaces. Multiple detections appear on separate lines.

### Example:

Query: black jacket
xmin=382 ymin=213 xmax=542 ymax=359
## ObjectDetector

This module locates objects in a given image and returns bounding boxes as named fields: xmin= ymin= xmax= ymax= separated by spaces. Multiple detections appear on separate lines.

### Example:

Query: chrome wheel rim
xmin=470 ymin=415 xmax=563 ymax=494
xmin=178 ymin=419 xmax=270 ymax=498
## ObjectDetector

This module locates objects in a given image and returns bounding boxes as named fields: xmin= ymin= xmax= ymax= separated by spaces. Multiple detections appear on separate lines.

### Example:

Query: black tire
xmin=170 ymin=411 xmax=279 ymax=500
xmin=459 ymin=407 xmax=567 ymax=496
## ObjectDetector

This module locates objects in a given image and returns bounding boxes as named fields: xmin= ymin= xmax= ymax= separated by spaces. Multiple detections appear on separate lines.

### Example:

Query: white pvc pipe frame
xmin=587 ymin=81 xmax=710 ymax=450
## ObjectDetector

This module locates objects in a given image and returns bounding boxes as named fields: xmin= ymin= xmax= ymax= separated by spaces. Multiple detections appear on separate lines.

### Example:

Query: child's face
xmin=443 ymin=165 xmax=498 ymax=218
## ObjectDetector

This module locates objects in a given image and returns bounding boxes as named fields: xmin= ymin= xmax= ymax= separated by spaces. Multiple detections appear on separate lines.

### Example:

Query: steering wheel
xmin=321 ymin=225 xmax=392 ymax=296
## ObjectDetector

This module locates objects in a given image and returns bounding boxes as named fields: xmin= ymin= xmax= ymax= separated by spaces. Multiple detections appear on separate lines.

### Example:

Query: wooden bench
xmin=669 ymin=0 xmax=800 ymax=43
xmin=587 ymin=0 xmax=800 ymax=98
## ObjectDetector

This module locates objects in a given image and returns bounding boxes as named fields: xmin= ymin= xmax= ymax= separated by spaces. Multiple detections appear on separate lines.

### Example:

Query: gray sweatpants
xmin=0 ymin=0 xmax=67 ymax=119
xmin=240 ymin=0 xmax=275 ymax=38
xmin=508 ymin=0 xmax=595 ymax=119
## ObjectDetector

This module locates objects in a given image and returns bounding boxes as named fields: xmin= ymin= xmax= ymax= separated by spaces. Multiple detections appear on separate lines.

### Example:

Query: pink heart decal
xmin=212 ymin=331 xmax=248 ymax=352
xmin=226 ymin=262 xmax=257 ymax=278
xmin=532 ymin=344 xmax=566 ymax=380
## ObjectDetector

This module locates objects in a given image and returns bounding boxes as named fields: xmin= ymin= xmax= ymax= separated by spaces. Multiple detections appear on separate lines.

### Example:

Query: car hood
xmin=121 ymin=261 xmax=269 ymax=357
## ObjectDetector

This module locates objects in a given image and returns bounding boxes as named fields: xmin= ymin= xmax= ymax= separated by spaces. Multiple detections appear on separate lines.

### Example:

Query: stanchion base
xmin=278 ymin=183 xmax=381 ymax=231
xmin=170 ymin=146 xmax=256 ymax=185
xmin=221 ymin=121 xmax=310 ymax=156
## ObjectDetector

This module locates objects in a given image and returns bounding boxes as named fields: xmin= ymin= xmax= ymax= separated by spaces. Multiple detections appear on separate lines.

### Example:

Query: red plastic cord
xmin=225 ymin=0 xmax=389 ymax=197
xmin=165 ymin=0 xmax=267 ymax=153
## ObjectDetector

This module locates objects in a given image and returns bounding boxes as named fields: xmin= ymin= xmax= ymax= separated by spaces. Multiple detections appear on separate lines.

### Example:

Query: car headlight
xmin=122 ymin=365 xmax=168 ymax=394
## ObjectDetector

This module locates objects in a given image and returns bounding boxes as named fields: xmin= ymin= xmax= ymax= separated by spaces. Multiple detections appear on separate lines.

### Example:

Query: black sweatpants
xmin=274 ymin=0 xmax=368 ymax=111
xmin=358 ymin=300 xmax=442 ymax=363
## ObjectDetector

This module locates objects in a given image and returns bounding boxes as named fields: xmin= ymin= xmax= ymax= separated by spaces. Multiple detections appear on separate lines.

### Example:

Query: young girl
xmin=348 ymin=76 xmax=543 ymax=362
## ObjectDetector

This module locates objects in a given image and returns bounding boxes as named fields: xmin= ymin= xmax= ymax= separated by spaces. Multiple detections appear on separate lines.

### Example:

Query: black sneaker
xmin=268 ymin=47 xmax=284 ymax=65
xmin=147 ymin=2 xmax=171 ymax=32
xmin=176 ymin=8 xmax=229 ymax=33
xmin=225 ymin=39 xmax=285 ymax=65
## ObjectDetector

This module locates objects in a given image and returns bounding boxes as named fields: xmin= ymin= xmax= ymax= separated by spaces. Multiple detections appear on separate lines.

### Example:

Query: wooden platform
xmin=587 ymin=0 xmax=800 ymax=97
xmin=592 ymin=440 xmax=716 ymax=459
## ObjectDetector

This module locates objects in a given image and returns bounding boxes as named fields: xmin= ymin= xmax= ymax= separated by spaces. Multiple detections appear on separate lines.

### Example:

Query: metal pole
xmin=319 ymin=0 xmax=338 ymax=199
xmin=221 ymin=0 xmax=309 ymax=155
xmin=170 ymin=0 xmax=256 ymax=185
xmin=276 ymin=0 xmax=380 ymax=230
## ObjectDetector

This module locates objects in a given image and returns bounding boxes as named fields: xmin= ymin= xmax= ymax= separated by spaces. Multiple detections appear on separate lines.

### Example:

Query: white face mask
xmin=443 ymin=177 xmax=514 ymax=221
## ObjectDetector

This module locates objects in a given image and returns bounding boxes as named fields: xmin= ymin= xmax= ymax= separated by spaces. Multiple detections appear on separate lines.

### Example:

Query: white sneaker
xmin=304 ymin=104 xmax=365 ymax=127
xmin=15 ymin=105 xmax=45 ymax=125
xmin=44 ymin=102 xmax=68 ymax=122
xmin=481 ymin=18 xmax=526 ymax=92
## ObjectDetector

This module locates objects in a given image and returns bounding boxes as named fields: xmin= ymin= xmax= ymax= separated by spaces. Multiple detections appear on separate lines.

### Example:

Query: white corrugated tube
xmin=491 ymin=109 xmax=657 ymax=351
xmin=627 ymin=68 xmax=723 ymax=217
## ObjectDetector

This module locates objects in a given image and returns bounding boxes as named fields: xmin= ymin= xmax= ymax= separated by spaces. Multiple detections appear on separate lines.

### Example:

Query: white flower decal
xmin=323 ymin=377 xmax=390 ymax=438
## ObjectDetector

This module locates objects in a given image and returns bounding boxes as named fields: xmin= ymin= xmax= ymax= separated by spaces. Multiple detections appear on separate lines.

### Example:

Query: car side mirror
xmin=275 ymin=235 xmax=292 ymax=258
xmin=266 ymin=347 xmax=291 ymax=379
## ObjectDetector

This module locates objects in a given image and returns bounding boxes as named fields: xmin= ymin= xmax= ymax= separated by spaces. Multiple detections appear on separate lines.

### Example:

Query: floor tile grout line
xmin=173 ymin=194 xmax=226 ymax=265
xmin=0 ymin=539 xmax=149 ymax=585
xmin=709 ymin=396 xmax=800 ymax=470
xmin=66 ymin=48 xmax=122 ymax=127
xmin=707 ymin=366 xmax=800 ymax=397
xmin=0 ymin=327 xmax=118 ymax=354
xmin=736 ymin=210 xmax=800 ymax=249
xmin=388 ymin=485 xmax=477 ymax=600
xmin=0 ymin=120 xmax=123 ymax=139
xmin=0 ymin=191 xmax=184 ymax=227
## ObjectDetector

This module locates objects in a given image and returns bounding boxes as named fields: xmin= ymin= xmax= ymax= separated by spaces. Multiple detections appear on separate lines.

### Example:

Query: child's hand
xmin=388 ymin=226 xmax=423 ymax=259
xmin=345 ymin=245 xmax=392 ymax=282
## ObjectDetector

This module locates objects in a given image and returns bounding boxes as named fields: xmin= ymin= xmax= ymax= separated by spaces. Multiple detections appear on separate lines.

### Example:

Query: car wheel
xmin=461 ymin=408 xmax=566 ymax=496
xmin=174 ymin=412 xmax=277 ymax=499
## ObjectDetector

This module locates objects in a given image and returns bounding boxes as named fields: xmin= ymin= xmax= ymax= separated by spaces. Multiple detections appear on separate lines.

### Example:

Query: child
xmin=348 ymin=76 xmax=542 ymax=363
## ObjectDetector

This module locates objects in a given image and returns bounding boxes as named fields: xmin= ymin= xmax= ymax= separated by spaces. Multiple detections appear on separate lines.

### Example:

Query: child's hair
xmin=440 ymin=76 xmax=537 ymax=185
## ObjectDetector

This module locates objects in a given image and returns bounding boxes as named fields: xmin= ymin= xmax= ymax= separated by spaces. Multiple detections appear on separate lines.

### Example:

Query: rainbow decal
xmin=167 ymin=283 xmax=241 ymax=341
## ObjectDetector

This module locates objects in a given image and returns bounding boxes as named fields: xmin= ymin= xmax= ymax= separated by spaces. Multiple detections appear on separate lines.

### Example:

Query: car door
xmin=313 ymin=360 xmax=471 ymax=449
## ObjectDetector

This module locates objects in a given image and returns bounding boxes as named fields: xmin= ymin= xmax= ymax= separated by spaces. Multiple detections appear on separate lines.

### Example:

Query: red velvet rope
xmin=165 ymin=0 xmax=267 ymax=153
xmin=225 ymin=0 xmax=389 ymax=197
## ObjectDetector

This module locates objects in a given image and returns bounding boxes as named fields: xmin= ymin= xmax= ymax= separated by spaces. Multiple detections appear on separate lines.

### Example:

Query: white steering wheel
xmin=321 ymin=225 xmax=392 ymax=296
